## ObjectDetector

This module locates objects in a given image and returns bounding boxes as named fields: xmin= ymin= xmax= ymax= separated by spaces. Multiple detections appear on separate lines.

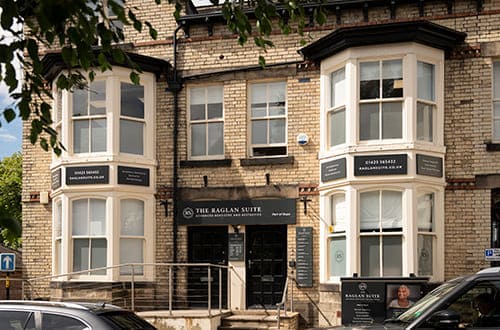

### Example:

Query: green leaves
xmin=0 ymin=152 xmax=22 ymax=248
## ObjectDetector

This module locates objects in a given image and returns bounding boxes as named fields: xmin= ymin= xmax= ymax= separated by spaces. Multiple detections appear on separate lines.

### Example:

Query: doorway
xmin=246 ymin=225 xmax=287 ymax=309
xmin=187 ymin=226 xmax=228 ymax=308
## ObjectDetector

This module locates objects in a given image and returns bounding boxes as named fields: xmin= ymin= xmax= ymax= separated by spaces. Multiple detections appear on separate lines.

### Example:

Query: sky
xmin=0 ymin=84 xmax=21 ymax=160
xmin=0 ymin=9 xmax=23 ymax=160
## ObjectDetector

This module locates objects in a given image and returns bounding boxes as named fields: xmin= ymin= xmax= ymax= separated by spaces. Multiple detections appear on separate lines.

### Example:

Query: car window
xmin=42 ymin=313 xmax=89 ymax=330
xmin=446 ymin=280 xmax=500 ymax=328
xmin=99 ymin=311 xmax=156 ymax=329
xmin=0 ymin=311 xmax=36 ymax=330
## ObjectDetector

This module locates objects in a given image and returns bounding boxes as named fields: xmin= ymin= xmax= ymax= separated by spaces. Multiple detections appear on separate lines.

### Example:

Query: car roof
xmin=0 ymin=300 xmax=124 ymax=313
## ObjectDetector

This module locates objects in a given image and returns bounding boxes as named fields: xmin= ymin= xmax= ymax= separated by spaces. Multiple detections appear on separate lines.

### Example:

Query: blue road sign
xmin=0 ymin=253 xmax=15 ymax=272
xmin=484 ymin=248 xmax=500 ymax=261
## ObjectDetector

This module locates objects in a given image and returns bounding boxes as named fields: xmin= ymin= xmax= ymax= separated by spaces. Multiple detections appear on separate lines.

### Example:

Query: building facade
xmin=22 ymin=0 xmax=500 ymax=327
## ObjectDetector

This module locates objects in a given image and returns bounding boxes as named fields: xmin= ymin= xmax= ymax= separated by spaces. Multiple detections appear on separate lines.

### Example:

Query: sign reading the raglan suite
xmin=416 ymin=154 xmax=443 ymax=178
xmin=118 ymin=166 xmax=150 ymax=186
xmin=321 ymin=158 xmax=346 ymax=182
xmin=66 ymin=166 xmax=109 ymax=185
xmin=51 ymin=168 xmax=62 ymax=190
xmin=341 ymin=281 xmax=386 ymax=325
xmin=178 ymin=199 xmax=296 ymax=225
xmin=354 ymin=154 xmax=407 ymax=176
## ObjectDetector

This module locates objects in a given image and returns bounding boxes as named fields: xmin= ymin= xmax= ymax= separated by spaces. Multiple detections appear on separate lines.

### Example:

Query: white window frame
xmin=52 ymin=192 xmax=155 ymax=281
xmin=248 ymin=81 xmax=288 ymax=157
xmin=328 ymin=67 xmax=346 ymax=148
xmin=493 ymin=61 xmax=500 ymax=141
xmin=326 ymin=193 xmax=347 ymax=281
xmin=53 ymin=68 xmax=156 ymax=163
xmin=417 ymin=61 xmax=436 ymax=142
xmin=187 ymin=85 xmax=225 ymax=160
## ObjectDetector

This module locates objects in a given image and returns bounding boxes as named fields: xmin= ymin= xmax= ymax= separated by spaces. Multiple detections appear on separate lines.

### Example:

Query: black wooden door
xmin=188 ymin=226 xmax=228 ymax=308
xmin=246 ymin=225 xmax=287 ymax=309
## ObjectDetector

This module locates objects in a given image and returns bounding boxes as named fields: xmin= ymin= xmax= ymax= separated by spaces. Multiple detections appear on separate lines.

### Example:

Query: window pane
xmin=329 ymin=108 xmax=345 ymax=147
xmin=252 ymin=120 xmax=267 ymax=144
xmin=91 ymin=239 xmax=107 ymax=275
xmin=382 ymin=102 xmax=402 ymax=139
xmin=190 ymin=87 xmax=205 ymax=104
xmin=120 ymin=119 xmax=144 ymax=155
xmin=381 ymin=191 xmax=402 ymax=229
xmin=361 ymin=236 xmax=380 ymax=276
xmin=251 ymin=104 xmax=267 ymax=118
xmin=251 ymin=83 xmax=267 ymax=105
xmin=73 ymin=120 xmax=89 ymax=153
xmin=360 ymin=191 xmax=380 ymax=231
xmin=269 ymin=82 xmax=286 ymax=116
xmin=417 ymin=102 xmax=434 ymax=142
xmin=72 ymin=199 xmax=88 ymax=236
xmin=0 ymin=311 xmax=34 ymax=330
xmin=72 ymin=88 xmax=88 ymax=117
xmin=121 ymin=82 xmax=144 ymax=119
xmin=328 ymin=236 xmax=346 ymax=277
xmin=91 ymin=119 xmax=106 ymax=152
xmin=360 ymin=103 xmax=379 ymax=140
xmin=383 ymin=236 xmax=402 ymax=276
xmin=418 ymin=61 xmax=435 ymax=101
xmin=494 ymin=62 xmax=500 ymax=98
xmin=417 ymin=193 xmax=434 ymax=232
xmin=495 ymin=119 xmax=500 ymax=140
xmin=89 ymin=81 xmax=106 ymax=115
xmin=208 ymin=122 xmax=224 ymax=155
xmin=89 ymin=199 xmax=106 ymax=235
xmin=207 ymin=86 xmax=223 ymax=104
xmin=191 ymin=124 xmax=206 ymax=156
xmin=42 ymin=313 xmax=88 ymax=330
xmin=190 ymin=104 xmax=205 ymax=121
xmin=269 ymin=118 xmax=286 ymax=143
xmin=73 ymin=239 xmax=89 ymax=272
xmin=55 ymin=201 xmax=62 ymax=237
xmin=207 ymin=103 xmax=223 ymax=119
xmin=360 ymin=62 xmax=380 ymax=99
xmin=418 ymin=234 xmax=433 ymax=276
xmin=331 ymin=194 xmax=346 ymax=232
xmin=120 ymin=238 xmax=144 ymax=275
xmin=494 ymin=101 xmax=500 ymax=117
xmin=331 ymin=68 xmax=346 ymax=107
xmin=382 ymin=60 xmax=403 ymax=98
xmin=121 ymin=199 xmax=144 ymax=236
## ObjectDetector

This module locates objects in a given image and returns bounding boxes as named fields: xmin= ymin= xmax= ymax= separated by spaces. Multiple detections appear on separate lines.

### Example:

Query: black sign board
xmin=51 ymin=168 xmax=62 ymax=190
xmin=354 ymin=154 xmax=407 ymax=176
xmin=321 ymin=158 xmax=346 ymax=182
xmin=118 ymin=166 xmax=150 ymax=186
xmin=178 ymin=199 xmax=296 ymax=225
xmin=66 ymin=166 xmax=109 ymax=185
xmin=296 ymin=227 xmax=313 ymax=287
xmin=341 ymin=277 xmax=429 ymax=326
xmin=416 ymin=154 xmax=443 ymax=178
xmin=228 ymin=233 xmax=244 ymax=261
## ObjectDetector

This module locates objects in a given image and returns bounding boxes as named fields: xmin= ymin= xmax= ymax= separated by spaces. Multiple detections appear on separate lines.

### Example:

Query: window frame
xmin=187 ymin=84 xmax=225 ymax=160
xmin=248 ymin=81 xmax=288 ymax=158
xmin=328 ymin=67 xmax=347 ymax=148
xmin=493 ymin=61 xmax=500 ymax=141
xmin=416 ymin=61 xmax=436 ymax=143
xmin=326 ymin=193 xmax=347 ymax=280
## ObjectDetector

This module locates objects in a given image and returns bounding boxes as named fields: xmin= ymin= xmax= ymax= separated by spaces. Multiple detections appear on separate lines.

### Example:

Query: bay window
xmin=493 ymin=62 xmax=500 ymax=140
xmin=120 ymin=199 xmax=145 ymax=275
xmin=120 ymin=82 xmax=145 ymax=155
xmin=250 ymin=81 xmax=287 ymax=157
xmin=360 ymin=190 xmax=403 ymax=277
xmin=417 ymin=192 xmax=435 ymax=276
xmin=189 ymin=86 xmax=224 ymax=158
xmin=54 ymin=200 xmax=63 ymax=275
xmin=359 ymin=60 xmax=403 ymax=141
xmin=417 ymin=61 xmax=436 ymax=142
xmin=328 ymin=68 xmax=346 ymax=147
xmin=72 ymin=198 xmax=107 ymax=276
xmin=328 ymin=194 xmax=347 ymax=278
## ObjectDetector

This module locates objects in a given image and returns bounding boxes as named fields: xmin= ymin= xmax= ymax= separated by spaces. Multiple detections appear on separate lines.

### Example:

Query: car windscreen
xmin=396 ymin=279 xmax=462 ymax=323
xmin=99 ymin=311 xmax=156 ymax=329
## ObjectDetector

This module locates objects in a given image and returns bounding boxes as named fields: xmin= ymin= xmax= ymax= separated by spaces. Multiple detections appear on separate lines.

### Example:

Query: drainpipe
xmin=167 ymin=23 xmax=184 ymax=264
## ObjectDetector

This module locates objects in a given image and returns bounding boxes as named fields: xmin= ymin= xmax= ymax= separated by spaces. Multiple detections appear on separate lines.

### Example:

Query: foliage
xmin=0 ymin=153 xmax=22 ymax=249
xmin=0 ymin=0 xmax=324 ymax=154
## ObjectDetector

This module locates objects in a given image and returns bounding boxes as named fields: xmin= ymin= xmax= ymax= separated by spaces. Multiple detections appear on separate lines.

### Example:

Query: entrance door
xmin=188 ymin=226 xmax=228 ymax=308
xmin=246 ymin=225 xmax=287 ymax=309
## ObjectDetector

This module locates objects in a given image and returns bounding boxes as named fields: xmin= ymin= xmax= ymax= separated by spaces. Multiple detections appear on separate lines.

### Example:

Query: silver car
xmin=0 ymin=300 xmax=156 ymax=330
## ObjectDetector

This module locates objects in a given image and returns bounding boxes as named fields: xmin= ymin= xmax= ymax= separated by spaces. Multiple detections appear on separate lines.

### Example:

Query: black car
xmin=329 ymin=267 xmax=500 ymax=329
xmin=0 ymin=300 xmax=156 ymax=330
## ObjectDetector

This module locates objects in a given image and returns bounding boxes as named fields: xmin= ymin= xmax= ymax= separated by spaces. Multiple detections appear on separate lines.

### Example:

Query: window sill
xmin=180 ymin=159 xmax=232 ymax=168
xmin=486 ymin=142 xmax=500 ymax=151
xmin=240 ymin=156 xmax=295 ymax=166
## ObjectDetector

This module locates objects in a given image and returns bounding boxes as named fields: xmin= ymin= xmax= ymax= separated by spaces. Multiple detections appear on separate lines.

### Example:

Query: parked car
xmin=326 ymin=267 xmax=500 ymax=329
xmin=0 ymin=300 xmax=156 ymax=329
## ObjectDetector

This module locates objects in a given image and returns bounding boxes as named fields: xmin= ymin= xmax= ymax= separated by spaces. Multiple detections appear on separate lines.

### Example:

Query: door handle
xmin=248 ymin=260 xmax=253 ymax=268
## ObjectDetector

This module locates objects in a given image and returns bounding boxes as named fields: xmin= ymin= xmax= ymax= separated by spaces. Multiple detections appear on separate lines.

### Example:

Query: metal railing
xmin=22 ymin=263 xmax=233 ymax=314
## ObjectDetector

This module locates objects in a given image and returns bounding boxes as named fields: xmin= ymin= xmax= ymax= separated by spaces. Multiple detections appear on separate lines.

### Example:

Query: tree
xmin=0 ymin=0 xmax=324 ymax=154
xmin=0 ymin=153 xmax=22 ymax=249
